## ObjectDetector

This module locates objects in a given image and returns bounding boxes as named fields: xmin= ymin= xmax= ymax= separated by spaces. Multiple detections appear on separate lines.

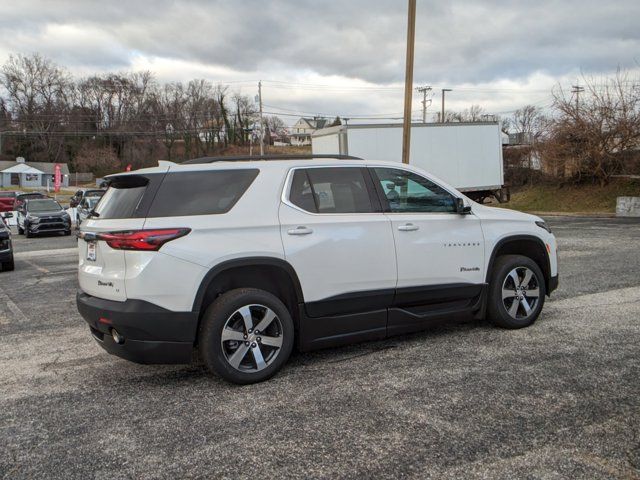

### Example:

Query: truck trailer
xmin=311 ymin=122 xmax=508 ymax=203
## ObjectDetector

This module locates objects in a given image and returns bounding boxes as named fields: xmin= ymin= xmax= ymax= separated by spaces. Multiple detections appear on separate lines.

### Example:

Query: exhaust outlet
xmin=111 ymin=329 xmax=125 ymax=345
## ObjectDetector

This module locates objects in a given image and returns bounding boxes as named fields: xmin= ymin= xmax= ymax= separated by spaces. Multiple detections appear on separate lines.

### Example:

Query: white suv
xmin=77 ymin=155 xmax=558 ymax=384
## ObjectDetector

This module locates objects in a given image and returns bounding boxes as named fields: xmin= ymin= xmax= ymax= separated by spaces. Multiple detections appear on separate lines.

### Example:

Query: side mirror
xmin=455 ymin=197 xmax=472 ymax=215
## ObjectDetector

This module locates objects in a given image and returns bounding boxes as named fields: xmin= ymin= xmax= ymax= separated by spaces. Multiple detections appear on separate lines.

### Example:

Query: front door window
xmin=373 ymin=168 xmax=456 ymax=213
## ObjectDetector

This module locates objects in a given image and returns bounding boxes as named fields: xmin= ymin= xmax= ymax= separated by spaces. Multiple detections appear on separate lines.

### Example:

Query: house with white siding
xmin=0 ymin=158 xmax=70 ymax=188
xmin=290 ymin=117 xmax=331 ymax=146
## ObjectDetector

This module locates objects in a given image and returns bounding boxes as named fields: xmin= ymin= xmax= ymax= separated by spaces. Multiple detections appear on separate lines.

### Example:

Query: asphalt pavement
xmin=0 ymin=217 xmax=639 ymax=479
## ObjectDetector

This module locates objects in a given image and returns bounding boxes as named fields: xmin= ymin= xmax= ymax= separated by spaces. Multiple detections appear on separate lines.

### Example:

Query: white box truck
xmin=311 ymin=122 xmax=509 ymax=202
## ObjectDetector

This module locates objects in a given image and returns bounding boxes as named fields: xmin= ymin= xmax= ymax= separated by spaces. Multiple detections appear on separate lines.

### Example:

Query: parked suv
xmin=76 ymin=193 xmax=104 ymax=228
xmin=77 ymin=156 xmax=558 ymax=384
xmin=17 ymin=198 xmax=72 ymax=237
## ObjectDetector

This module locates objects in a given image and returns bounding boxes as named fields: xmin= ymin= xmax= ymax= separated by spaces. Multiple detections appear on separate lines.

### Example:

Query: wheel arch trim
xmin=485 ymin=235 xmax=551 ymax=289
xmin=191 ymin=257 xmax=305 ymax=314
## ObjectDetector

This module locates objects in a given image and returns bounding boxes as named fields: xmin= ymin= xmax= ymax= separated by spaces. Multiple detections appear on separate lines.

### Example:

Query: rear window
xmin=93 ymin=176 xmax=149 ymax=219
xmin=0 ymin=192 xmax=16 ymax=198
xmin=94 ymin=169 xmax=258 ymax=220
xmin=146 ymin=169 xmax=259 ymax=217
xmin=18 ymin=193 xmax=46 ymax=200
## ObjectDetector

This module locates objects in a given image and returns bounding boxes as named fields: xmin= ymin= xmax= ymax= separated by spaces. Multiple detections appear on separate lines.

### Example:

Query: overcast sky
xmin=1 ymin=0 xmax=639 ymax=124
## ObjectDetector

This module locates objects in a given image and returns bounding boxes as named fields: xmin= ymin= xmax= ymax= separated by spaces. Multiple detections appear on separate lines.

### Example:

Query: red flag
xmin=54 ymin=164 xmax=62 ymax=193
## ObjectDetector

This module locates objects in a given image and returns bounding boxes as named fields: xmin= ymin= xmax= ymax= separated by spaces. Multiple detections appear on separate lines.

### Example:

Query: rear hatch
xmin=78 ymin=172 xmax=166 ymax=301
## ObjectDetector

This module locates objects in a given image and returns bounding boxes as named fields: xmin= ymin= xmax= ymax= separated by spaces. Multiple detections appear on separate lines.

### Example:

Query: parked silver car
xmin=76 ymin=196 xmax=102 ymax=228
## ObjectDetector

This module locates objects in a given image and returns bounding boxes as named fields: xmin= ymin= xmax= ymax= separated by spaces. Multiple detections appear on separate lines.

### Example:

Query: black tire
xmin=487 ymin=254 xmax=546 ymax=329
xmin=25 ymin=227 xmax=32 ymax=238
xmin=199 ymin=288 xmax=294 ymax=384
xmin=17 ymin=225 xmax=24 ymax=235
xmin=2 ymin=258 xmax=14 ymax=271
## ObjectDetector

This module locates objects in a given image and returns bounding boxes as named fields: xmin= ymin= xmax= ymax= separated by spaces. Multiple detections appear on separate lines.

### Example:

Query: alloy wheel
xmin=501 ymin=267 xmax=541 ymax=320
xmin=220 ymin=304 xmax=284 ymax=372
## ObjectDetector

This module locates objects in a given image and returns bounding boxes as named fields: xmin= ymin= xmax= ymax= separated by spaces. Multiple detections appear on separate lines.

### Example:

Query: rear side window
xmin=289 ymin=167 xmax=374 ymax=213
xmin=147 ymin=169 xmax=259 ymax=217
xmin=289 ymin=170 xmax=317 ymax=212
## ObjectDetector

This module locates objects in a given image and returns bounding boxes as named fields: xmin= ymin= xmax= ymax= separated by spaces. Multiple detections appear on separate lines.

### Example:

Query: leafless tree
xmin=512 ymin=105 xmax=547 ymax=142
xmin=232 ymin=94 xmax=257 ymax=146
xmin=545 ymin=70 xmax=640 ymax=184
xmin=1 ymin=53 xmax=72 ymax=162
xmin=263 ymin=115 xmax=287 ymax=144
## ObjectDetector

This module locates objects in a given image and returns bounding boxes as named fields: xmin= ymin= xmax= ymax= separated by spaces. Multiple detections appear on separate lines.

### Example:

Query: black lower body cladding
xmin=76 ymin=290 xmax=198 ymax=364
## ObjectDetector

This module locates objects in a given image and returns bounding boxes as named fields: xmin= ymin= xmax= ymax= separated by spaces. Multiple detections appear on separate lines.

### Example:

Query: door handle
xmin=398 ymin=223 xmax=419 ymax=232
xmin=287 ymin=226 xmax=313 ymax=235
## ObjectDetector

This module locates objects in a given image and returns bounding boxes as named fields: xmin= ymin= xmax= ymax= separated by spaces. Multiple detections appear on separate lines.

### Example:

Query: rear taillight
xmin=95 ymin=228 xmax=190 ymax=251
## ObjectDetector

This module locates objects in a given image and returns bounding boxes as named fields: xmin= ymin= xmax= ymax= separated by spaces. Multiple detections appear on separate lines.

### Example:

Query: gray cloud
xmin=0 ymin=0 xmax=638 ymax=118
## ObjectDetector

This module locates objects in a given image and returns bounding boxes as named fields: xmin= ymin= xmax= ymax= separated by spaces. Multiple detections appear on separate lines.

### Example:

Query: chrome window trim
xmin=281 ymin=165 xmax=383 ymax=216
xmin=281 ymin=164 xmax=468 ymax=216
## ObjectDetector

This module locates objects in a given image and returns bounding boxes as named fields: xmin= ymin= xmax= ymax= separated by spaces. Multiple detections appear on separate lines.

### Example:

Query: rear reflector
xmin=95 ymin=228 xmax=190 ymax=251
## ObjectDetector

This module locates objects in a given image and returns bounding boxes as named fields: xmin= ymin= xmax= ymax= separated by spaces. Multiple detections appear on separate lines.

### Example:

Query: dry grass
xmin=197 ymin=145 xmax=312 ymax=157
xmin=493 ymin=179 xmax=640 ymax=213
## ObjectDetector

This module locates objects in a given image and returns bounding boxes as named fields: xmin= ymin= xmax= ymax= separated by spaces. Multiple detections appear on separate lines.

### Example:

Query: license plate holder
xmin=87 ymin=241 xmax=96 ymax=261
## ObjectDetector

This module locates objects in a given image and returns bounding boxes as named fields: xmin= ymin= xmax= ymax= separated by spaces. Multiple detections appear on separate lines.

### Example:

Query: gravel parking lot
xmin=1 ymin=217 xmax=639 ymax=479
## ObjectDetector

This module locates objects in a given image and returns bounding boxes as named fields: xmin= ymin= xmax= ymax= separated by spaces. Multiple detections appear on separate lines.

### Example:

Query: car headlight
xmin=535 ymin=220 xmax=551 ymax=233
xmin=26 ymin=214 xmax=38 ymax=222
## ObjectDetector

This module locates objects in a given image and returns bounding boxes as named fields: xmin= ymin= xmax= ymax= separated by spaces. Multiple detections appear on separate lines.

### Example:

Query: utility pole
xmin=441 ymin=88 xmax=452 ymax=123
xmin=258 ymin=80 xmax=265 ymax=156
xmin=416 ymin=86 xmax=432 ymax=123
xmin=401 ymin=0 xmax=417 ymax=164
xmin=571 ymin=85 xmax=584 ymax=116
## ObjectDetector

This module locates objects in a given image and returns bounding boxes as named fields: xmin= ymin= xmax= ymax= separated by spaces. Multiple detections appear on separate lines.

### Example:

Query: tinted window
xmin=85 ymin=197 xmax=100 ymax=209
xmin=289 ymin=167 xmax=373 ymax=213
xmin=18 ymin=193 xmax=45 ymax=200
xmin=373 ymin=168 xmax=456 ymax=213
xmin=94 ymin=176 xmax=149 ymax=219
xmin=84 ymin=190 xmax=105 ymax=197
xmin=147 ymin=169 xmax=259 ymax=217
xmin=26 ymin=199 xmax=62 ymax=212
xmin=0 ymin=192 xmax=16 ymax=198
xmin=288 ymin=170 xmax=317 ymax=212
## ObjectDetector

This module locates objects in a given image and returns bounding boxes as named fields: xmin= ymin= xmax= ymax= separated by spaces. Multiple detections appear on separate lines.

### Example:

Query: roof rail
xmin=180 ymin=154 xmax=363 ymax=165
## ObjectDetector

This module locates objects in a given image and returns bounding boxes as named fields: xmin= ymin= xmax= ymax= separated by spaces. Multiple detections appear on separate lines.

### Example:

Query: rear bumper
xmin=0 ymin=249 xmax=12 ymax=262
xmin=76 ymin=290 xmax=198 ymax=364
